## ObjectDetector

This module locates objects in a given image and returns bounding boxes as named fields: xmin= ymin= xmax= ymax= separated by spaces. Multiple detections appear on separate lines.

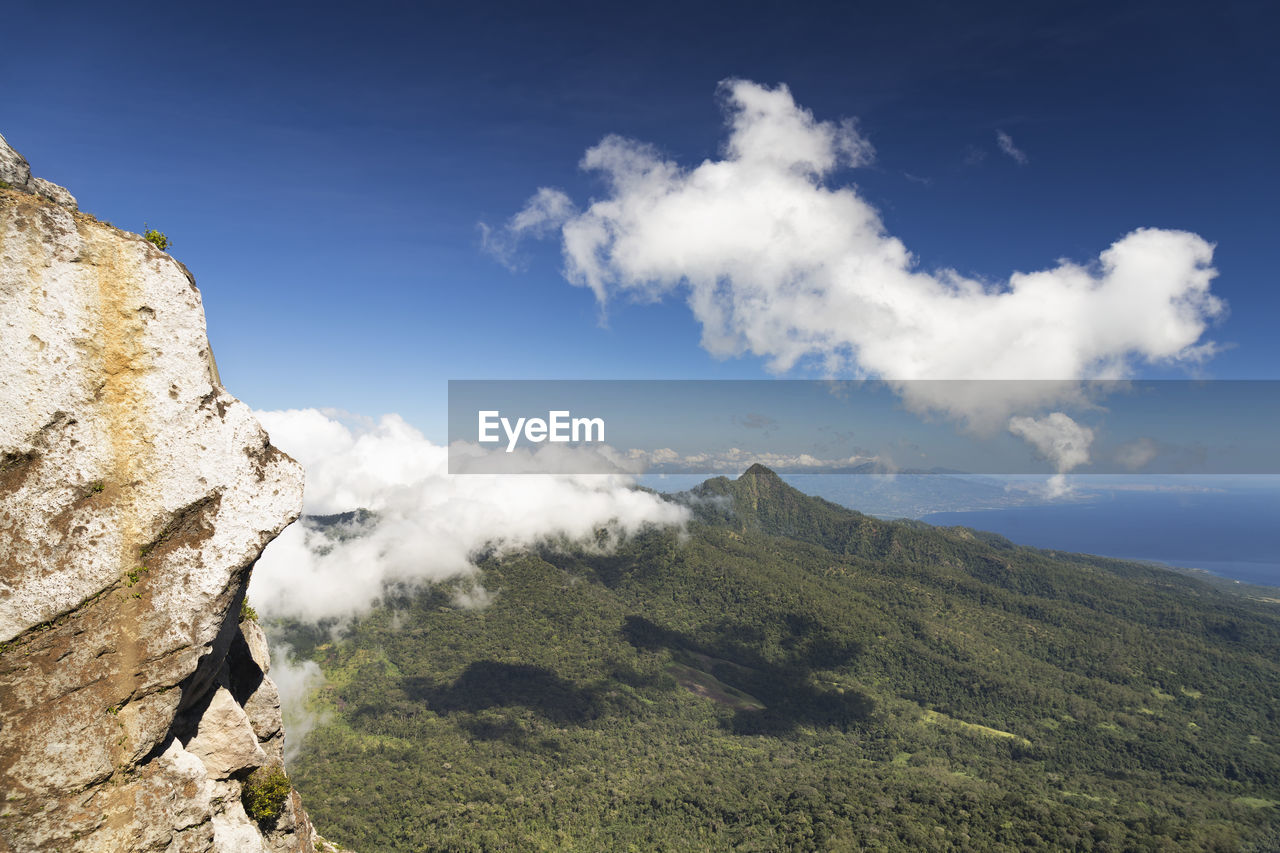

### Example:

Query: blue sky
xmin=4 ymin=0 xmax=1277 ymax=440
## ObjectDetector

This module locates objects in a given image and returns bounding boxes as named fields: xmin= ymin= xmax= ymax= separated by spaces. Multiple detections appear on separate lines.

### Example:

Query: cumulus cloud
xmin=1008 ymin=412 xmax=1095 ymax=496
xmin=1007 ymin=412 xmax=1095 ymax=473
xmin=493 ymin=79 xmax=1225 ymax=486
xmin=249 ymin=409 xmax=688 ymax=625
xmin=538 ymin=80 xmax=1221 ymax=383
xmin=996 ymin=130 xmax=1028 ymax=165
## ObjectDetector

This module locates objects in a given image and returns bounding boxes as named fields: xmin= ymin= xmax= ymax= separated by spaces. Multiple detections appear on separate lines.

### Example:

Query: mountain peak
xmin=739 ymin=463 xmax=784 ymax=483
xmin=685 ymin=463 xmax=881 ymax=554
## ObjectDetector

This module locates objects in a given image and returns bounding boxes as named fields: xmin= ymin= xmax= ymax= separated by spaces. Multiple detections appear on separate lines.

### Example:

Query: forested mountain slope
xmin=278 ymin=466 xmax=1280 ymax=852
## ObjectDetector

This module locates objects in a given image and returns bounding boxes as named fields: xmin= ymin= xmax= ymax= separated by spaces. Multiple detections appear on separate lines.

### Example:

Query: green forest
xmin=274 ymin=466 xmax=1280 ymax=851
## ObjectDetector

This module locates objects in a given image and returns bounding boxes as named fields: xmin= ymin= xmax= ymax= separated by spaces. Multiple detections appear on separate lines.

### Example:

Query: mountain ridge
xmin=278 ymin=466 xmax=1280 ymax=851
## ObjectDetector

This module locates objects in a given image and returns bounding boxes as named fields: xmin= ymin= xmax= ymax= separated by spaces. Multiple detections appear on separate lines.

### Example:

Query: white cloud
xmin=448 ymin=439 xmax=646 ymax=475
xmin=625 ymin=446 xmax=879 ymax=474
xmin=510 ymin=187 xmax=577 ymax=235
xmin=1008 ymin=412 xmax=1095 ymax=497
xmin=269 ymin=646 xmax=326 ymax=767
xmin=535 ymin=80 xmax=1222 ymax=385
xmin=449 ymin=441 xmax=881 ymax=476
xmin=996 ymin=130 xmax=1028 ymax=165
xmin=481 ymin=187 xmax=577 ymax=270
xmin=495 ymin=79 xmax=1225 ymax=484
xmin=1008 ymin=412 xmax=1094 ymax=473
xmin=249 ymin=409 xmax=688 ymax=624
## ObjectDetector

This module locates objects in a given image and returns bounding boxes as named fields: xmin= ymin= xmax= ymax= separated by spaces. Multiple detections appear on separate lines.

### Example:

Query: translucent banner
xmin=447 ymin=380 xmax=1280 ymax=476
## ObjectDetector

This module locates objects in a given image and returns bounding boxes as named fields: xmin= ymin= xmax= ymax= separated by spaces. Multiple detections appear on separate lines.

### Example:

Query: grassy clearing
xmin=666 ymin=662 xmax=765 ymax=710
xmin=1234 ymin=796 xmax=1277 ymax=809
xmin=920 ymin=709 xmax=1031 ymax=746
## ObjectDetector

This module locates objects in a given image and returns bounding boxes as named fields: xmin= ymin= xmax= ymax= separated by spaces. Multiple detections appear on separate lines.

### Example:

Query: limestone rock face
xmin=28 ymin=175 xmax=78 ymax=209
xmin=0 ymin=133 xmax=76 ymax=209
xmin=186 ymin=687 xmax=269 ymax=780
xmin=240 ymin=618 xmax=273 ymax=675
xmin=0 ymin=136 xmax=331 ymax=850
xmin=0 ymin=132 xmax=32 ymax=190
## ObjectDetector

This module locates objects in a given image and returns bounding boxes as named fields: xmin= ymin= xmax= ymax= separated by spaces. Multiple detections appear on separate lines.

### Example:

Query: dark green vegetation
xmin=242 ymin=765 xmax=292 ymax=825
xmin=277 ymin=466 xmax=1280 ymax=851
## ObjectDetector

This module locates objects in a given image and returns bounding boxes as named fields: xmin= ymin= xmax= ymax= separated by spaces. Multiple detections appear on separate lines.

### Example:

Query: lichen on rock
xmin=0 ymin=134 xmax=336 ymax=851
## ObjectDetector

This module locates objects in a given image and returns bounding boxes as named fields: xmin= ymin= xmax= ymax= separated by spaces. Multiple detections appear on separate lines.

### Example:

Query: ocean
xmin=921 ymin=489 xmax=1280 ymax=588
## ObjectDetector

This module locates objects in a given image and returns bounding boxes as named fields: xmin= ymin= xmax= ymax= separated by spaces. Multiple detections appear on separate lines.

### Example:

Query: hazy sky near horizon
xmin=4 ymin=0 xmax=1277 ymax=439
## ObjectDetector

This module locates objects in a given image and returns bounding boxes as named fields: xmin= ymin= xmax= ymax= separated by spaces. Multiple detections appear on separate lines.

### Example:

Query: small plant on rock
xmin=242 ymin=765 xmax=291 ymax=826
xmin=143 ymin=225 xmax=171 ymax=251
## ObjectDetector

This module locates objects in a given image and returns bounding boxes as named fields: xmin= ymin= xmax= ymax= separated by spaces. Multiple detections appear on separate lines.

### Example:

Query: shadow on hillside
xmin=621 ymin=615 xmax=874 ymax=735
xmin=457 ymin=714 xmax=534 ymax=747
xmin=537 ymin=531 xmax=681 ymax=590
xmin=404 ymin=661 xmax=604 ymax=726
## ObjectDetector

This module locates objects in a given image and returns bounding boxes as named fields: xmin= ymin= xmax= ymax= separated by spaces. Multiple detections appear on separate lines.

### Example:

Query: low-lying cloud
xmin=269 ymin=644 xmax=326 ymax=766
xmin=448 ymin=441 xmax=881 ymax=476
xmin=487 ymin=79 xmax=1225 ymax=484
xmin=250 ymin=409 xmax=688 ymax=625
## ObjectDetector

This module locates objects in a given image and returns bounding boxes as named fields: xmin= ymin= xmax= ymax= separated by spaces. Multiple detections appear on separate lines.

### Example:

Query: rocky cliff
xmin=0 ymin=133 xmax=334 ymax=851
